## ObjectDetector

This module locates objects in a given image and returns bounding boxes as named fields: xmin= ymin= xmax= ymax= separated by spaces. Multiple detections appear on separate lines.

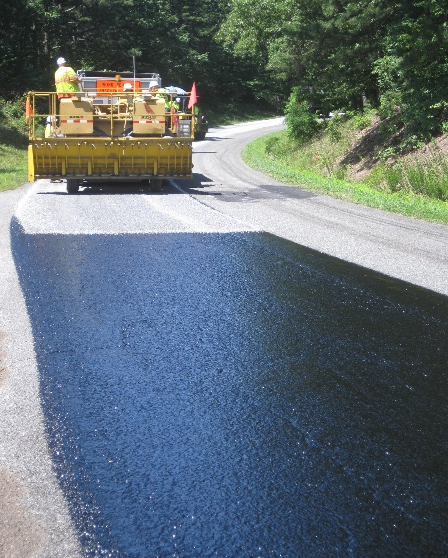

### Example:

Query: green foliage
xmin=284 ymin=88 xmax=320 ymax=143
xmin=0 ymin=98 xmax=28 ymax=192
xmin=377 ymin=91 xmax=402 ymax=121
xmin=378 ymin=146 xmax=398 ymax=162
xmin=0 ymin=0 xmax=252 ymax=108
xmin=362 ymin=162 xmax=402 ymax=193
xmin=326 ymin=116 xmax=344 ymax=142
xmin=264 ymin=136 xmax=281 ymax=156
xmin=2 ymin=0 xmax=448 ymax=151
xmin=376 ymin=1 xmax=448 ymax=140
xmin=0 ymin=98 xmax=26 ymax=127
xmin=0 ymin=142 xmax=27 ymax=192
xmin=218 ymin=0 xmax=448 ymax=149
xmin=322 ymin=109 xmax=372 ymax=143
xmin=351 ymin=113 xmax=373 ymax=131
xmin=364 ymin=155 xmax=448 ymax=202
xmin=204 ymin=101 xmax=276 ymax=126
xmin=0 ymin=98 xmax=27 ymax=145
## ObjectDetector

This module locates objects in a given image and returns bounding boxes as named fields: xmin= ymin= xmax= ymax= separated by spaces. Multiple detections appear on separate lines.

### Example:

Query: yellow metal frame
xmin=29 ymin=137 xmax=192 ymax=181
xmin=26 ymin=91 xmax=194 ymax=183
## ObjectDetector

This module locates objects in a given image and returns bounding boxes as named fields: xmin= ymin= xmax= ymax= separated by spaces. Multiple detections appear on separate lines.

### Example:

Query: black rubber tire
xmin=149 ymin=178 xmax=163 ymax=192
xmin=194 ymin=131 xmax=206 ymax=141
xmin=66 ymin=179 xmax=79 ymax=194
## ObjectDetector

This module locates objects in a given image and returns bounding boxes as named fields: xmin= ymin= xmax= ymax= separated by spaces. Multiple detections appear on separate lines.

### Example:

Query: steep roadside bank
xmin=242 ymin=116 xmax=448 ymax=225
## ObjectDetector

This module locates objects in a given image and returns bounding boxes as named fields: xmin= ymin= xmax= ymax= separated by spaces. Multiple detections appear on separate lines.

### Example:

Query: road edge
xmin=0 ymin=184 xmax=82 ymax=558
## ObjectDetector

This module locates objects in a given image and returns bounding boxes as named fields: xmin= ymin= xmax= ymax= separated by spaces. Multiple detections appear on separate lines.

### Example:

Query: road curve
xmin=185 ymin=118 xmax=448 ymax=297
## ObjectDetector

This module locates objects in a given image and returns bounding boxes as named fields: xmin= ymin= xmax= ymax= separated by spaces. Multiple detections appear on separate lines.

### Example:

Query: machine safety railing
xmin=26 ymin=91 xmax=196 ymax=140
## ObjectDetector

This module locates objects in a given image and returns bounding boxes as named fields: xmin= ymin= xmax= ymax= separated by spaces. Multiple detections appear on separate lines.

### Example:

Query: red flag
xmin=25 ymin=97 xmax=33 ymax=122
xmin=188 ymin=82 xmax=197 ymax=109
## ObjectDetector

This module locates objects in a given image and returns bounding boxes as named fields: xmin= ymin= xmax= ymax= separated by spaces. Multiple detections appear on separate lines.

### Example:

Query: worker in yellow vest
xmin=55 ymin=57 xmax=80 ymax=99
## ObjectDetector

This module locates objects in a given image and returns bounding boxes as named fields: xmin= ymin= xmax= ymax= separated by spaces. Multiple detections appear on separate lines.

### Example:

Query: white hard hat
xmin=175 ymin=97 xmax=180 ymax=103
xmin=57 ymin=57 xmax=66 ymax=65
xmin=123 ymin=82 xmax=133 ymax=90
xmin=149 ymin=81 xmax=158 ymax=88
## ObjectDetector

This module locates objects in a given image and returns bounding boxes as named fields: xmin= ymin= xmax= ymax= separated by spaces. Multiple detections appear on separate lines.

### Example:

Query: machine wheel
xmin=66 ymin=179 xmax=79 ymax=194
xmin=194 ymin=131 xmax=206 ymax=141
xmin=149 ymin=178 xmax=163 ymax=192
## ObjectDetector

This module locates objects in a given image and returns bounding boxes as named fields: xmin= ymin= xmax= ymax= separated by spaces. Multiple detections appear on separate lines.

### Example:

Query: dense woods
xmin=1 ymin=0 xmax=448 ymax=142
xmin=0 ymin=0 xmax=253 ymax=105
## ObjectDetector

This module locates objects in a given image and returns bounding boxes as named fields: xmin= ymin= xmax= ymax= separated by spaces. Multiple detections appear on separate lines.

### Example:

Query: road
xmin=186 ymin=119 xmax=448 ymax=297
xmin=0 ymin=118 xmax=447 ymax=558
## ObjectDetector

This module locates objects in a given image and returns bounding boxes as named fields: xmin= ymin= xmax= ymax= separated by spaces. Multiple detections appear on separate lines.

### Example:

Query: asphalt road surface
xmin=0 ymin=119 xmax=447 ymax=558
xmin=186 ymin=119 xmax=448 ymax=297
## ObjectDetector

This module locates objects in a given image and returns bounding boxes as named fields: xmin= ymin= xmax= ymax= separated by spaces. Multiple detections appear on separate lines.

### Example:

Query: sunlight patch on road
xmin=15 ymin=181 xmax=260 ymax=235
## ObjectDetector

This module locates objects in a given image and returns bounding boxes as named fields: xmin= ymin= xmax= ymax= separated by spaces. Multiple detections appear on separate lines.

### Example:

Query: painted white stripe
xmin=61 ymin=119 xmax=93 ymax=124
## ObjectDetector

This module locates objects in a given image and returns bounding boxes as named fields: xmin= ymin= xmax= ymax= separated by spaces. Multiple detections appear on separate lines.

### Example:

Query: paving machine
xmin=26 ymin=71 xmax=196 ymax=193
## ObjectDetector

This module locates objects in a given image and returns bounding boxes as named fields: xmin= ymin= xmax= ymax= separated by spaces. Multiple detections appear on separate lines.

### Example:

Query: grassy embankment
xmin=243 ymin=110 xmax=448 ymax=225
xmin=0 ymin=99 xmax=28 ymax=193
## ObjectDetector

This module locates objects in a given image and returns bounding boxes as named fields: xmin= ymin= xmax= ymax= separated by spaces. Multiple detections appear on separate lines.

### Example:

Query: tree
xmin=0 ymin=0 xmax=52 ymax=97
xmin=1 ymin=0 xmax=240 ymax=107
xmin=217 ymin=0 xmax=300 ymax=102
xmin=375 ymin=0 xmax=448 ymax=139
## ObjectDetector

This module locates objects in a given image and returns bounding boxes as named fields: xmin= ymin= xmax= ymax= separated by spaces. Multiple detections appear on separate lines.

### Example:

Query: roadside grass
xmin=0 ymin=99 xmax=28 ymax=193
xmin=0 ymin=133 xmax=28 ymax=193
xmin=279 ymin=111 xmax=375 ymax=180
xmin=362 ymin=147 xmax=448 ymax=203
xmin=242 ymin=129 xmax=448 ymax=225
xmin=242 ymin=117 xmax=448 ymax=224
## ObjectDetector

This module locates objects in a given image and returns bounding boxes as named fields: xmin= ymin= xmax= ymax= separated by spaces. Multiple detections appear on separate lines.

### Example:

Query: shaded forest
xmin=2 ymin=1 xmax=448 ymax=141
xmin=1 ymin=0 xmax=253 ymax=106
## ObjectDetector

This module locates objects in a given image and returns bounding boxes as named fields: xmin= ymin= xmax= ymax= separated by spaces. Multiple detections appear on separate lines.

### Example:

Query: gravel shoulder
xmin=0 ymin=187 xmax=82 ymax=558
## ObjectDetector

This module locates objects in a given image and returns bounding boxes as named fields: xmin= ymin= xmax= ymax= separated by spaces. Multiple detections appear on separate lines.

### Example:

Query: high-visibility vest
xmin=165 ymin=100 xmax=179 ymax=112
xmin=55 ymin=66 xmax=79 ymax=94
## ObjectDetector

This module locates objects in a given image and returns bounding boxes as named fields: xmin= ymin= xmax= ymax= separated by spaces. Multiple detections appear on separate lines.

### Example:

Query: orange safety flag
xmin=25 ymin=97 xmax=33 ymax=122
xmin=188 ymin=82 xmax=197 ymax=109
